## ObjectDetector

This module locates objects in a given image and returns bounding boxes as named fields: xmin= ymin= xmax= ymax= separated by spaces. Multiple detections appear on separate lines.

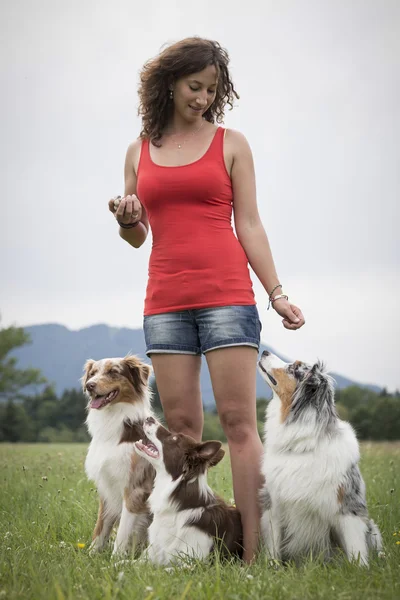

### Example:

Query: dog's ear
xmin=304 ymin=362 xmax=325 ymax=389
xmin=196 ymin=441 xmax=224 ymax=467
xmin=182 ymin=441 xmax=225 ymax=480
xmin=139 ymin=362 xmax=152 ymax=385
xmin=81 ymin=359 xmax=95 ymax=390
xmin=303 ymin=361 xmax=334 ymax=406
xmin=123 ymin=355 xmax=152 ymax=387
xmin=209 ymin=447 xmax=225 ymax=468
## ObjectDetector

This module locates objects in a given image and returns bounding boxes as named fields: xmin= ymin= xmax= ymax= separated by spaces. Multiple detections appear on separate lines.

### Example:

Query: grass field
xmin=0 ymin=443 xmax=399 ymax=600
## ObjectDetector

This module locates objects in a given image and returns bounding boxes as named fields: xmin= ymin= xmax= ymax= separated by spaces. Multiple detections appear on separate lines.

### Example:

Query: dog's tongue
xmin=90 ymin=396 xmax=105 ymax=409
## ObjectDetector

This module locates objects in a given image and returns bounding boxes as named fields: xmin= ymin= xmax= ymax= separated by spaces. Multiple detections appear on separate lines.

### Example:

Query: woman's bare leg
xmin=149 ymin=354 xmax=203 ymax=442
xmin=206 ymin=346 xmax=263 ymax=563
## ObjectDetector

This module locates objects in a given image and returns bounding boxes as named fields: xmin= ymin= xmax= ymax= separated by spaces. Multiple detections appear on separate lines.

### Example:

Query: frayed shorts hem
xmin=145 ymin=345 xmax=200 ymax=357
xmin=145 ymin=340 xmax=259 ymax=357
xmin=203 ymin=340 xmax=259 ymax=353
xmin=143 ymin=305 xmax=261 ymax=357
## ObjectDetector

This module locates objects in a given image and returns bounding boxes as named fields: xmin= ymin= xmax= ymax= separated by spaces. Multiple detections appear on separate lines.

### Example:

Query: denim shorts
xmin=143 ymin=305 xmax=261 ymax=356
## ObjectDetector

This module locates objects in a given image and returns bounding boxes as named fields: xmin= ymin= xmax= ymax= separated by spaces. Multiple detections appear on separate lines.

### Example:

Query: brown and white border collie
xmin=82 ymin=355 xmax=155 ymax=555
xmin=258 ymin=350 xmax=382 ymax=566
xmin=134 ymin=417 xmax=243 ymax=566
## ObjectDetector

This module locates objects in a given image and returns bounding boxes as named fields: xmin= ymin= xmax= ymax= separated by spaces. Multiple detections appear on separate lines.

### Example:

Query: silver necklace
xmin=168 ymin=119 xmax=205 ymax=149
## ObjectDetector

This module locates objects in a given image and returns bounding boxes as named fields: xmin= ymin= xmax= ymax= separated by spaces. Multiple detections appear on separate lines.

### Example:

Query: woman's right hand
xmin=108 ymin=194 xmax=142 ymax=226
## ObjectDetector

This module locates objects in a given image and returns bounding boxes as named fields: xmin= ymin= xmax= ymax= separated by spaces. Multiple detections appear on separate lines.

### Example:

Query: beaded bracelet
xmin=118 ymin=220 xmax=140 ymax=229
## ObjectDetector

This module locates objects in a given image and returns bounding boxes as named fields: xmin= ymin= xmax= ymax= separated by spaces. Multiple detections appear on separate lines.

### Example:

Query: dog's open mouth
xmin=135 ymin=439 xmax=159 ymax=459
xmin=259 ymin=363 xmax=277 ymax=386
xmin=90 ymin=390 xmax=119 ymax=409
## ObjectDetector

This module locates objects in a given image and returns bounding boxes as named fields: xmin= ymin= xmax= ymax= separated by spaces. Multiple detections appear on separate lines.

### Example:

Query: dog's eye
xmin=108 ymin=368 xmax=119 ymax=375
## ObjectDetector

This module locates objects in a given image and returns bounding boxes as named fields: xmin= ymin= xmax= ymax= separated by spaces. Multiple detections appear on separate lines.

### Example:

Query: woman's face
xmin=171 ymin=64 xmax=218 ymax=122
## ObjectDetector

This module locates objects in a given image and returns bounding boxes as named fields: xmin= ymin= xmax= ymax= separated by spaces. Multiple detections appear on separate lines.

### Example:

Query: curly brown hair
xmin=138 ymin=37 xmax=239 ymax=146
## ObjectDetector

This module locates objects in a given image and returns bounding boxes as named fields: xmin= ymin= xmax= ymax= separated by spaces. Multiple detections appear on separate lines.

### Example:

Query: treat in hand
xmin=113 ymin=196 xmax=122 ymax=212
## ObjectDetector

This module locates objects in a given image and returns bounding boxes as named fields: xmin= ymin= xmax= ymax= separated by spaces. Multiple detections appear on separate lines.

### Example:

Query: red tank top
xmin=137 ymin=127 xmax=255 ymax=315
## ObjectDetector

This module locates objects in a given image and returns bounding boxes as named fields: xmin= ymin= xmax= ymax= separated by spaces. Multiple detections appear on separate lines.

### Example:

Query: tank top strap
xmin=137 ymin=138 xmax=150 ymax=178
xmin=207 ymin=126 xmax=224 ymax=154
xmin=205 ymin=126 xmax=226 ymax=166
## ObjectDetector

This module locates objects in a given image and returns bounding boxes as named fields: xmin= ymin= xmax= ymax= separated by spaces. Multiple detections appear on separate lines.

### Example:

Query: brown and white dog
xmin=258 ymin=350 xmax=382 ymax=566
xmin=134 ymin=417 xmax=243 ymax=566
xmin=82 ymin=355 xmax=155 ymax=555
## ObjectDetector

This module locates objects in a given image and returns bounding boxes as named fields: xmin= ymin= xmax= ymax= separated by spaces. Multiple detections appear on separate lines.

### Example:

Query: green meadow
xmin=1 ymin=443 xmax=399 ymax=600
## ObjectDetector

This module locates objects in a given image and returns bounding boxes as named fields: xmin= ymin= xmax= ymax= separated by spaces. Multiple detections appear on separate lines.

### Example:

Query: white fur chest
xmin=147 ymin=472 xmax=213 ymax=565
xmin=85 ymin=402 xmax=152 ymax=515
xmin=148 ymin=507 xmax=212 ymax=565
xmin=85 ymin=438 xmax=132 ymax=492
xmin=262 ymin=406 xmax=360 ymax=517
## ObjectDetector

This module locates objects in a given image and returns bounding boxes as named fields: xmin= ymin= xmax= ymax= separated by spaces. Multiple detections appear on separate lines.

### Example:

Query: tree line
xmin=1 ymin=323 xmax=399 ymax=443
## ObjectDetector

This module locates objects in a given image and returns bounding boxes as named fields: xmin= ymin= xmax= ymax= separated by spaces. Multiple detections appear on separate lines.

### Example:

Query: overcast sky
xmin=1 ymin=0 xmax=399 ymax=390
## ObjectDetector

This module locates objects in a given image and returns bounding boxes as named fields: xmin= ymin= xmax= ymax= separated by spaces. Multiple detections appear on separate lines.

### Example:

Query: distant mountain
xmin=12 ymin=324 xmax=381 ymax=407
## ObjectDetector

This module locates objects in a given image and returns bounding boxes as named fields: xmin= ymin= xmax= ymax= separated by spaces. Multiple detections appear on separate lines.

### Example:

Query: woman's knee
xmin=163 ymin=408 xmax=203 ymax=440
xmin=219 ymin=409 xmax=256 ymax=445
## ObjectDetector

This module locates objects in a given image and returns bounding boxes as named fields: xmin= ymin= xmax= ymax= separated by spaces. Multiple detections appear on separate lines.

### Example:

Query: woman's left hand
xmin=272 ymin=298 xmax=305 ymax=330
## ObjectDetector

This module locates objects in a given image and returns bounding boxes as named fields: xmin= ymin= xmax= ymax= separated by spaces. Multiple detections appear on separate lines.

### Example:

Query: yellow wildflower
xmin=76 ymin=543 xmax=86 ymax=549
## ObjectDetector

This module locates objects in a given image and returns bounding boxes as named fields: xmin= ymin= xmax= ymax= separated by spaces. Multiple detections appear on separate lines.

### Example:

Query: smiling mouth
xmin=89 ymin=389 xmax=119 ymax=409
xmin=135 ymin=439 xmax=159 ymax=459
xmin=189 ymin=105 xmax=203 ymax=111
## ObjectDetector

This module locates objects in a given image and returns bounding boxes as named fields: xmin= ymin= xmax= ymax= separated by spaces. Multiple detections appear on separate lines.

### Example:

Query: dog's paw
xmin=111 ymin=548 xmax=128 ymax=558
xmin=164 ymin=566 xmax=174 ymax=573
xmin=164 ymin=562 xmax=195 ymax=572
xmin=112 ymin=559 xmax=134 ymax=567
xmin=89 ymin=540 xmax=105 ymax=556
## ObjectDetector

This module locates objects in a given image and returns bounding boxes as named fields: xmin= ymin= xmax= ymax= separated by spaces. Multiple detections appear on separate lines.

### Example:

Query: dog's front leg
xmin=89 ymin=498 xmax=116 ymax=554
xmin=261 ymin=507 xmax=281 ymax=560
xmin=112 ymin=501 xmax=149 ymax=556
xmin=333 ymin=515 xmax=369 ymax=566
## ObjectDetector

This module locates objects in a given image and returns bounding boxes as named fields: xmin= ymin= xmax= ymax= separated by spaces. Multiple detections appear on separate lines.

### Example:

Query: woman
xmin=109 ymin=37 xmax=305 ymax=562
